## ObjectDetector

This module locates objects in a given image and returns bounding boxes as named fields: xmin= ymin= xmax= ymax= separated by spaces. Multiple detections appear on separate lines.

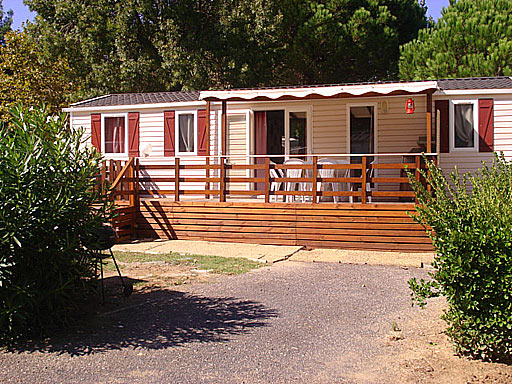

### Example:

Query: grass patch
xmin=104 ymin=251 xmax=262 ymax=275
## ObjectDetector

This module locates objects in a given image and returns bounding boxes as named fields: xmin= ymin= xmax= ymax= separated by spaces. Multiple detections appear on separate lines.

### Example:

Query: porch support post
xmin=312 ymin=156 xmax=318 ymax=203
xmin=221 ymin=101 xmax=227 ymax=156
xmin=361 ymin=156 xmax=367 ymax=204
xmin=174 ymin=157 xmax=180 ymax=202
xmin=205 ymin=101 xmax=211 ymax=199
xmin=426 ymin=92 xmax=433 ymax=153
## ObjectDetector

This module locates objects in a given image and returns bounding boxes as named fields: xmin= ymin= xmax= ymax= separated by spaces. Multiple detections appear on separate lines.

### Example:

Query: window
xmin=103 ymin=115 xmax=127 ymax=155
xmin=176 ymin=111 xmax=196 ymax=155
xmin=450 ymin=101 xmax=478 ymax=151
xmin=454 ymin=104 xmax=474 ymax=148
xmin=289 ymin=111 xmax=307 ymax=155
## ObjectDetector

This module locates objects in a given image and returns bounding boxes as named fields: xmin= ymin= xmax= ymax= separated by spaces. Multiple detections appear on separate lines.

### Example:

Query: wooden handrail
xmin=122 ymin=154 xmax=434 ymax=204
xmin=106 ymin=157 xmax=135 ymax=197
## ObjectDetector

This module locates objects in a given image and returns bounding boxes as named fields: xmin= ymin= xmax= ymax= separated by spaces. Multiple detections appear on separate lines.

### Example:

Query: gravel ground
xmin=0 ymin=262 xmax=428 ymax=384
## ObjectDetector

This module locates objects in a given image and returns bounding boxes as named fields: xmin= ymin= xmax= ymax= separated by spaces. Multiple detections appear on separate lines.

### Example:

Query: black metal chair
xmin=82 ymin=225 xmax=133 ymax=302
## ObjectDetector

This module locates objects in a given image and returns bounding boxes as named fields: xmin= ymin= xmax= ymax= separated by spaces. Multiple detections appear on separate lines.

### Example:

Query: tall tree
xmin=273 ymin=0 xmax=427 ymax=85
xmin=0 ymin=31 xmax=79 ymax=119
xmin=399 ymin=0 xmax=512 ymax=80
xmin=0 ymin=0 xmax=13 ymax=41
xmin=25 ymin=0 xmax=426 ymax=99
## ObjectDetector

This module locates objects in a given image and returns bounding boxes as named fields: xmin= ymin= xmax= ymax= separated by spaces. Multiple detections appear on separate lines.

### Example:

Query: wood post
xmin=134 ymin=158 xmax=140 ymax=238
xmin=426 ymin=92 xmax=433 ymax=153
xmin=219 ymin=156 xmax=226 ymax=202
xmin=205 ymin=101 xmax=211 ymax=199
xmin=361 ymin=156 xmax=367 ymax=204
xmin=109 ymin=159 xmax=115 ymax=202
xmin=100 ymin=161 xmax=107 ymax=195
xmin=174 ymin=157 xmax=180 ymax=202
xmin=415 ymin=155 xmax=421 ymax=204
xmin=426 ymin=155 xmax=432 ymax=195
xmin=221 ymin=101 xmax=227 ymax=156
xmin=205 ymin=157 xmax=210 ymax=200
xmin=312 ymin=156 xmax=318 ymax=203
xmin=264 ymin=157 xmax=270 ymax=203
xmin=128 ymin=159 xmax=135 ymax=207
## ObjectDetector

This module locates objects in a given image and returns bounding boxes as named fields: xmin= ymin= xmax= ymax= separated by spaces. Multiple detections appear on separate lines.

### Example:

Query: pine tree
xmin=399 ymin=0 xmax=512 ymax=80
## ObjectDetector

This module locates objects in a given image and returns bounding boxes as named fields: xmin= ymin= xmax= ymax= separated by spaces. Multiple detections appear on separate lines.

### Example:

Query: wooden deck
xmin=135 ymin=200 xmax=432 ymax=252
xmin=103 ymin=157 xmax=433 ymax=252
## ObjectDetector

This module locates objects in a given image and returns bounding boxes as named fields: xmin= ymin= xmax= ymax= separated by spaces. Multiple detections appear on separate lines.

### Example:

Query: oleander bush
xmin=0 ymin=105 xmax=110 ymax=344
xmin=409 ymin=154 xmax=512 ymax=361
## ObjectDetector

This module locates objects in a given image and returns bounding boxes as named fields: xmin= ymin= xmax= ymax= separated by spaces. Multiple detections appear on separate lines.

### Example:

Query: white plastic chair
xmin=347 ymin=159 xmax=375 ymax=203
xmin=269 ymin=162 xmax=284 ymax=202
xmin=317 ymin=158 xmax=338 ymax=203
xmin=283 ymin=158 xmax=305 ymax=202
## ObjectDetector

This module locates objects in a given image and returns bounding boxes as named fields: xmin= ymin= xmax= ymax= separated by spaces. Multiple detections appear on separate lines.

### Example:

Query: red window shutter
xmin=478 ymin=99 xmax=494 ymax=152
xmin=435 ymin=100 xmax=449 ymax=153
xmin=197 ymin=109 xmax=207 ymax=156
xmin=128 ymin=112 xmax=140 ymax=157
xmin=91 ymin=113 xmax=101 ymax=151
xmin=164 ymin=111 xmax=175 ymax=156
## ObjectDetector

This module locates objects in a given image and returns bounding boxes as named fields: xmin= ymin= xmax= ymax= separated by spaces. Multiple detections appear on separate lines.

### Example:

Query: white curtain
xmin=455 ymin=104 xmax=474 ymax=147
xmin=179 ymin=114 xmax=195 ymax=152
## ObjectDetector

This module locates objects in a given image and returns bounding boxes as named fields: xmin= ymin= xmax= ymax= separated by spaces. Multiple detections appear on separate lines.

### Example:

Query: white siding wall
xmin=494 ymin=98 xmax=512 ymax=158
xmin=139 ymin=110 xmax=164 ymax=157
xmin=438 ymin=96 xmax=512 ymax=178
xmin=70 ymin=93 xmax=512 ymax=197
xmin=72 ymin=112 xmax=92 ymax=148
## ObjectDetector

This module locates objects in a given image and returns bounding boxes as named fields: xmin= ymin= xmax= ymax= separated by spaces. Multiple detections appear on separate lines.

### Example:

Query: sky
xmin=5 ymin=0 xmax=451 ymax=30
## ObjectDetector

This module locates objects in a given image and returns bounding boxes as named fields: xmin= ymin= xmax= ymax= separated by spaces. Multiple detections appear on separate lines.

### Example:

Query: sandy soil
xmin=104 ymin=260 xmax=221 ymax=290
xmin=106 ymin=261 xmax=512 ymax=384
xmin=371 ymin=298 xmax=512 ymax=384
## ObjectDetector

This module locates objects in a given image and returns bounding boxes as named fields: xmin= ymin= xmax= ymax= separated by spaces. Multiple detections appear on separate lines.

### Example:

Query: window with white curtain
xmin=450 ymin=100 xmax=477 ymax=151
xmin=454 ymin=104 xmax=474 ymax=148
xmin=103 ymin=115 xmax=127 ymax=155
xmin=176 ymin=111 xmax=196 ymax=154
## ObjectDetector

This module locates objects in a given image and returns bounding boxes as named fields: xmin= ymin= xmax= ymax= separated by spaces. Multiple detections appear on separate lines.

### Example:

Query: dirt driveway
xmin=1 ymin=261 xmax=511 ymax=383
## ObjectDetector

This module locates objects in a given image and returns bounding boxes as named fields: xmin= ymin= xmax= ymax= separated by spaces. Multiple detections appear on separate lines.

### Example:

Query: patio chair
xmin=317 ymin=158 xmax=339 ymax=203
xmin=348 ymin=160 xmax=375 ymax=203
xmin=269 ymin=162 xmax=285 ymax=202
xmin=283 ymin=158 xmax=305 ymax=203
xmin=332 ymin=159 xmax=352 ymax=203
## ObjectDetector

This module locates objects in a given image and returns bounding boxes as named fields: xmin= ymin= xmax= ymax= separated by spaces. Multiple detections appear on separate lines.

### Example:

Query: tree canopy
xmin=24 ymin=0 xmax=426 ymax=100
xmin=0 ymin=0 xmax=13 ymax=41
xmin=399 ymin=0 xmax=512 ymax=80
xmin=0 ymin=31 xmax=79 ymax=119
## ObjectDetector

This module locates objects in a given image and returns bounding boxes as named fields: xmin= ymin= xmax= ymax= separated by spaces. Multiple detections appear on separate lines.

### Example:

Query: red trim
xmin=478 ymin=99 xmax=494 ymax=152
xmin=128 ymin=112 xmax=140 ymax=157
xmin=435 ymin=100 xmax=449 ymax=153
xmin=164 ymin=111 xmax=175 ymax=156
xmin=91 ymin=113 xmax=101 ymax=151
xmin=197 ymin=109 xmax=207 ymax=156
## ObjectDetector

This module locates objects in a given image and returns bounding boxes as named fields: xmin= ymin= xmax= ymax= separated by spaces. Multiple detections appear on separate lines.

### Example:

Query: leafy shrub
xmin=0 ymin=105 xmax=110 ymax=344
xmin=409 ymin=154 xmax=512 ymax=361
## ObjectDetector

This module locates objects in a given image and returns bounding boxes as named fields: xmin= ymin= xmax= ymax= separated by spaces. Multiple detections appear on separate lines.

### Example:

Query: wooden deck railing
xmin=100 ymin=158 xmax=138 ymax=241
xmin=121 ymin=153 xmax=435 ymax=204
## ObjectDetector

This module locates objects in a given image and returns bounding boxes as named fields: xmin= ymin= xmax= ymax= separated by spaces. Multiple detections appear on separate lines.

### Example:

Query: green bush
xmin=409 ymin=154 xmax=512 ymax=361
xmin=0 ymin=105 xmax=110 ymax=344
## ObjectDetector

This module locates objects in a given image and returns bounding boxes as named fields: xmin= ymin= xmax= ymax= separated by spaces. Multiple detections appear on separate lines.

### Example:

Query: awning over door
xmin=200 ymin=81 xmax=438 ymax=101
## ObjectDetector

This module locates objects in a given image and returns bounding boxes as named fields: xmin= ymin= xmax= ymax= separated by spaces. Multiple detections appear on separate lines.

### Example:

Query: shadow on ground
xmin=13 ymin=278 xmax=278 ymax=357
